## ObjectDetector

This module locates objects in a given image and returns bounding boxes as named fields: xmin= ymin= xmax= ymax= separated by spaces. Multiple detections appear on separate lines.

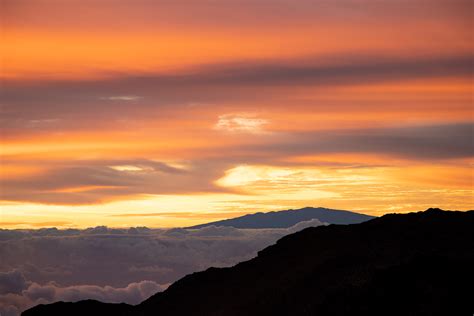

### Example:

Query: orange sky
xmin=1 ymin=0 xmax=473 ymax=228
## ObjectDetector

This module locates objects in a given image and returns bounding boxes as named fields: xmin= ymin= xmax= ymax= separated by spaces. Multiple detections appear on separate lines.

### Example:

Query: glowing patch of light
xmin=110 ymin=165 xmax=144 ymax=172
xmin=214 ymin=113 xmax=268 ymax=134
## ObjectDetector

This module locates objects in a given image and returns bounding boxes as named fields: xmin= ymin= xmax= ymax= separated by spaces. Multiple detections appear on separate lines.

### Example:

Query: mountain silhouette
xmin=188 ymin=207 xmax=375 ymax=229
xmin=23 ymin=208 xmax=474 ymax=316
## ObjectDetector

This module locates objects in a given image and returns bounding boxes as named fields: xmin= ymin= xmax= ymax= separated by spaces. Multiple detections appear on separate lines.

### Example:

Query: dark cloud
xmin=1 ymin=54 xmax=472 ymax=136
xmin=192 ymin=55 xmax=472 ymax=86
xmin=242 ymin=122 xmax=474 ymax=160
xmin=3 ymin=54 xmax=472 ymax=100
xmin=0 ymin=159 xmax=229 ymax=204
xmin=0 ymin=271 xmax=28 ymax=295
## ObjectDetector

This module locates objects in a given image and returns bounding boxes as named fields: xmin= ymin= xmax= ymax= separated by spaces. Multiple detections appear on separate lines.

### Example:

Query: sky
xmin=1 ymin=0 xmax=473 ymax=228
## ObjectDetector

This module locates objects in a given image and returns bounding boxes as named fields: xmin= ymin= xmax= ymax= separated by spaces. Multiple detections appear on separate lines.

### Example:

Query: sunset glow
xmin=1 ymin=0 xmax=473 ymax=228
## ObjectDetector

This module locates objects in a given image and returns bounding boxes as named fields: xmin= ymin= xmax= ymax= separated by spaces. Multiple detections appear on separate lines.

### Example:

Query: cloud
xmin=190 ymin=225 xmax=244 ymax=237
xmin=1 ymin=122 xmax=471 ymax=205
xmin=1 ymin=54 xmax=471 ymax=137
xmin=0 ymin=159 xmax=228 ymax=204
xmin=287 ymin=218 xmax=326 ymax=234
xmin=24 ymin=280 xmax=165 ymax=304
xmin=0 ymin=221 xmax=325 ymax=315
xmin=0 ymin=271 xmax=28 ymax=295
xmin=242 ymin=122 xmax=474 ymax=160
xmin=215 ymin=114 xmax=269 ymax=134
xmin=0 ymin=276 xmax=166 ymax=316
xmin=100 ymin=95 xmax=143 ymax=101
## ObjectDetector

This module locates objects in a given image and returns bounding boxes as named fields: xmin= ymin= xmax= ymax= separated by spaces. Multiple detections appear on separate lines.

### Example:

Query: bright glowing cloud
xmin=110 ymin=165 xmax=146 ymax=172
xmin=214 ymin=114 xmax=269 ymax=134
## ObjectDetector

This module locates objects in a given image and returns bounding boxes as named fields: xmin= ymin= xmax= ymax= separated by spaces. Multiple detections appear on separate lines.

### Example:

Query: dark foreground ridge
xmin=188 ymin=206 xmax=375 ymax=229
xmin=23 ymin=208 xmax=474 ymax=316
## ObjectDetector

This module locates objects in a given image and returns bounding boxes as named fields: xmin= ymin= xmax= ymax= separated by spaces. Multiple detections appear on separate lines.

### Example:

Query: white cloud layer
xmin=0 ymin=220 xmax=325 ymax=315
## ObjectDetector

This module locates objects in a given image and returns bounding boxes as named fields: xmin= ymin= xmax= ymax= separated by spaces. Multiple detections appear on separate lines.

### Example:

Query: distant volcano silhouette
xmin=188 ymin=207 xmax=375 ymax=229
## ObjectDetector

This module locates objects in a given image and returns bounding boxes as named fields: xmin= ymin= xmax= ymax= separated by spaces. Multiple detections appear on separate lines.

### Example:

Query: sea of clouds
xmin=0 ymin=219 xmax=324 ymax=315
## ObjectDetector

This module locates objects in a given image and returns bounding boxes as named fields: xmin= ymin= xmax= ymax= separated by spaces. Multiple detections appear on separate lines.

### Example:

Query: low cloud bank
xmin=0 ymin=220 xmax=325 ymax=315
xmin=0 ymin=274 xmax=165 ymax=316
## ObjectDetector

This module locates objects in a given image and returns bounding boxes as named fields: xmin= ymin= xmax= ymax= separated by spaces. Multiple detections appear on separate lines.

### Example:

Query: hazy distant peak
xmin=188 ymin=207 xmax=375 ymax=229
